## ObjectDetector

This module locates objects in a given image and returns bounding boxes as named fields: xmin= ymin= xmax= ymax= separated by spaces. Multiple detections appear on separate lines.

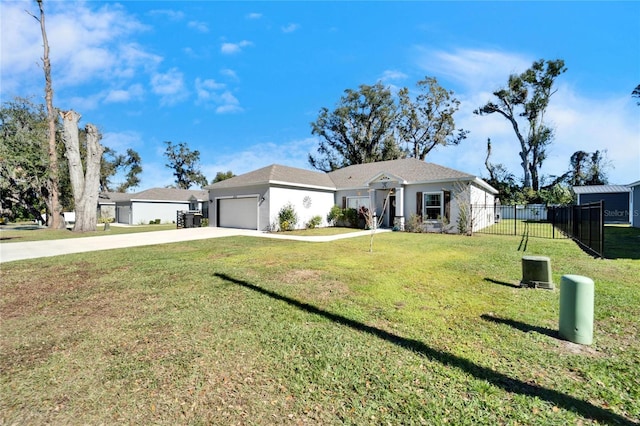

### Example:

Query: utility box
xmin=520 ymin=255 xmax=554 ymax=289
xmin=559 ymin=275 xmax=594 ymax=345
xmin=184 ymin=212 xmax=194 ymax=228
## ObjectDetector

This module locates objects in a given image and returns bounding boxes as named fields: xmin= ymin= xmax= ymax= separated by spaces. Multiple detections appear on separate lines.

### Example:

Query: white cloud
xmin=246 ymin=12 xmax=262 ymax=20
xmin=0 ymin=0 xmax=157 ymax=104
xmin=148 ymin=9 xmax=185 ymax=21
xmin=102 ymin=130 xmax=144 ymax=152
xmin=281 ymin=23 xmax=300 ymax=33
xmin=215 ymin=92 xmax=243 ymax=114
xmin=414 ymin=47 xmax=532 ymax=92
xmin=151 ymin=68 xmax=188 ymax=105
xmin=104 ymin=84 xmax=144 ymax=103
xmin=220 ymin=40 xmax=253 ymax=55
xmin=138 ymin=161 xmax=175 ymax=190
xmin=380 ymin=70 xmax=408 ymax=82
xmin=64 ymin=93 xmax=104 ymax=112
xmin=195 ymin=78 xmax=243 ymax=114
xmin=220 ymin=69 xmax=239 ymax=80
xmin=202 ymin=137 xmax=319 ymax=177
xmin=188 ymin=21 xmax=209 ymax=33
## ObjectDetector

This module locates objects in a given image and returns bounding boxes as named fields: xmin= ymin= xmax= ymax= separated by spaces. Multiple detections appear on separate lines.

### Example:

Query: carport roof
xmin=573 ymin=185 xmax=631 ymax=194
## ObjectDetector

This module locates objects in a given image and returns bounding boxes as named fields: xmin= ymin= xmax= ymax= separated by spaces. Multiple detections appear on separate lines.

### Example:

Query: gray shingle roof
xmin=327 ymin=158 xmax=474 ymax=188
xmin=206 ymin=164 xmax=335 ymax=190
xmin=99 ymin=192 xmax=134 ymax=202
xmin=573 ymin=185 xmax=631 ymax=194
xmin=206 ymin=158 xmax=493 ymax=192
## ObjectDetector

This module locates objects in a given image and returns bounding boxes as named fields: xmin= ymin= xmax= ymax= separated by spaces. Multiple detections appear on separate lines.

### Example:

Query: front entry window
xmin=346 ymin=196 xmax=370 ymax=210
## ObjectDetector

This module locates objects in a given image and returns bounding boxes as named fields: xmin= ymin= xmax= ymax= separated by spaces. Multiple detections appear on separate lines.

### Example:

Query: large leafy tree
xmin=211 ymin=170 xmax=235 ymax=184
xmin=0 ymin=98 xmax=50 ymax=221
xmin=397 ymin=76 xmax=468 ymax=160
xmin=308 ymin=82 xmax=403 ymax=172
xmin=562 ymin=150 xmax=609 ymax=187
xmin=164 ymin=141 xmax=208 ymax=189
xmin=101 ymin=148 xmax=142 ymax=192
xmin=633 ymin=84 xmax=640 ymax=105
xmin=475 ymin=59 xmax=567 ymax=191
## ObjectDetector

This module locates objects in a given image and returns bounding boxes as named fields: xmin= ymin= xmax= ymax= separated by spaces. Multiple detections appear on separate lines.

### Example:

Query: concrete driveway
xmin=0 ymin=227 xmax=389 ymax=263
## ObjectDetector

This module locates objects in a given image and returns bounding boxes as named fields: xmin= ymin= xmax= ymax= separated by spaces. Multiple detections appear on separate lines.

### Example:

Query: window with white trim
xmin=423 ymin=192 xmax=443 ymax=220
xmin=346 ymin=196 xmax=370 ymax=210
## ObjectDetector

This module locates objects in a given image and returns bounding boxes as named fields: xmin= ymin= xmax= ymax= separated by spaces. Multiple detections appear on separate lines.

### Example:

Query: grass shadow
xmin=483 ymin=277 xmax=521 ymax=289
xmin=517 ymin=224 xmax=529 ymax=252
xmin=215 ymin=272 xmax=634 ymax=425
xmin=604 ymin=225 xmax=640 ymax=260
xmin=480 ymin=313 xmax=559 ymax=339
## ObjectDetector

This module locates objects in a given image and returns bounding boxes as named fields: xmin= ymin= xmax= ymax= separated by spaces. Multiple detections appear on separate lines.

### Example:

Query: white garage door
xmin=218 ymin=197 xmax=258 ymax=230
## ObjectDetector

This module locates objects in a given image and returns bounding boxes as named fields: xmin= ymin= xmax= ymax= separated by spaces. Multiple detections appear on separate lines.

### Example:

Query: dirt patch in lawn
xmin=278 ymin=269 xmax=352 ymax=303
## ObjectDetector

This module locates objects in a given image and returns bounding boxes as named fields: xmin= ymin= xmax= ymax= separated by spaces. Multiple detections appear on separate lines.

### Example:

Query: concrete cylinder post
xmin=559 ymin=274 xmax=594 ymax=345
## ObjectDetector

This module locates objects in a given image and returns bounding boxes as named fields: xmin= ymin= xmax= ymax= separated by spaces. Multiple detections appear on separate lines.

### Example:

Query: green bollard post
xmin=559 ymin=275 xmax=594 ymax=345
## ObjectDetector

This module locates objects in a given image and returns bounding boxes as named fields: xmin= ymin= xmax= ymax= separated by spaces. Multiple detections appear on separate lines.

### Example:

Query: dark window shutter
xmin=416 ymin=192 xmax=423 ymax=220
xmin=444 ymin=191 xmax=451 ymax=221
xmin=342 ymin=196 xmax=347 ymax=209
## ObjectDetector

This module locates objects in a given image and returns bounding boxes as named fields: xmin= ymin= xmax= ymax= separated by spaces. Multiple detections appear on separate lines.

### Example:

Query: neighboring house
xmin=97 ymin=192 xmax=131 ymax=221
xmin=98 ymin=188 xmax=208 ymax=225
xmin=206 ymin=158 xmax=498 ymax=232
xmin=573 ymin=185 xmax=632 ymax=224
xmin=629 ymin=180 xmax=640 ymax=228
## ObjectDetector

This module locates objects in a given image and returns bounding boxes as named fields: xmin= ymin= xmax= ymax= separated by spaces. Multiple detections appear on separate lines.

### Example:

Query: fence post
xmin=552 ymin=206 xmax=555 ymax=239
xmin=514 ymin=205 xmax=517 ymax=236
xmin=599 ymin=200 xmax=605 ymax=258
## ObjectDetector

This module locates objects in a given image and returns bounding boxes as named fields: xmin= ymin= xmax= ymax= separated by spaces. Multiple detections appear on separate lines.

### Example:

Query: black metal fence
xmin=552 ymin=201 xmax=604 ymax=258
xmin=474 ymin=202 xmax=604 ymax=257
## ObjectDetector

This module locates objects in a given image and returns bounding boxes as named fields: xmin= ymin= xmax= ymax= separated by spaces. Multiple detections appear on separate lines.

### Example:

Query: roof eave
xmin=268 ymin=180 xmax=336 ymax=191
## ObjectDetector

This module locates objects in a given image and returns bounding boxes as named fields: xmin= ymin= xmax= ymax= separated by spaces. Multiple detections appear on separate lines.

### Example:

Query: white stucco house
xmin=98 ymin=188 xmax=208 ymax=225
xmin=205 ymin=158 xmax=498 ymax=232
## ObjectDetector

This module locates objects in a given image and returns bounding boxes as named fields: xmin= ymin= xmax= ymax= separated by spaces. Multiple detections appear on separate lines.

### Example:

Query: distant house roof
xmin=206 ymin=158 xmax=498 ymax=194
xmin=131 ymin=188 xmax=208 ymax=201
xmin=628 ymin=180 xmax=640 ymax=188
xmin=573 ymin=185 xmax=631 ymax=194
xmin=99 ymin=192 xmax=134 ymax=203
xmin=99 ymin=188 xmax=208 ymax=203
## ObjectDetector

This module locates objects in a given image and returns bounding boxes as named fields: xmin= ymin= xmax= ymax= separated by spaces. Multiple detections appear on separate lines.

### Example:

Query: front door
xmin=388 ymin=195 xmax=396 ymax=228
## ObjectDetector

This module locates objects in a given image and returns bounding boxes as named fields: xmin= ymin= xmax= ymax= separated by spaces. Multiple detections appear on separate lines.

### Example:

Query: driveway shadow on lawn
xmin=480 ymin=313 xmax=558 ymax=339
xmin=214 ymin=272 xmax=634 ymax=425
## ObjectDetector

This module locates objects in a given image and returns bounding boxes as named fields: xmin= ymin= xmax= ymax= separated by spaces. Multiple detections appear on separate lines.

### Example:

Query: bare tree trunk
xmin=60 ymin=110 xmax=104 ymax=232
xmin=35 ymin=0 xmax=62 ymax=229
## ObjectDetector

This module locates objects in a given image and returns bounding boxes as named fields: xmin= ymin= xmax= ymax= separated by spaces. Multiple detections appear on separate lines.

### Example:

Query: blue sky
xmin=2 ymin=1 xmax=639 ymax=190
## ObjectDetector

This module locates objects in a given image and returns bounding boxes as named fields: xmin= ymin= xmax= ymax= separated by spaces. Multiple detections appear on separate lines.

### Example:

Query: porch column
xmin=368 ymin=188 xmax=377 ymax=229
xmin=395 ymin=186 xmax=405 ymax=231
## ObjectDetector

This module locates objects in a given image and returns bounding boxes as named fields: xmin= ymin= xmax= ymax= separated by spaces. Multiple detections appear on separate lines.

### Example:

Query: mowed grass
xmin=1 ymin=231 xmax=638 ymax=424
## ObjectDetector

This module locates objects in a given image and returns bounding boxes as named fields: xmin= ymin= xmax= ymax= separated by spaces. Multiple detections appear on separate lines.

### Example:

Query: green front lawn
xmin=1 ymin=232 xmax=638 ymax=424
